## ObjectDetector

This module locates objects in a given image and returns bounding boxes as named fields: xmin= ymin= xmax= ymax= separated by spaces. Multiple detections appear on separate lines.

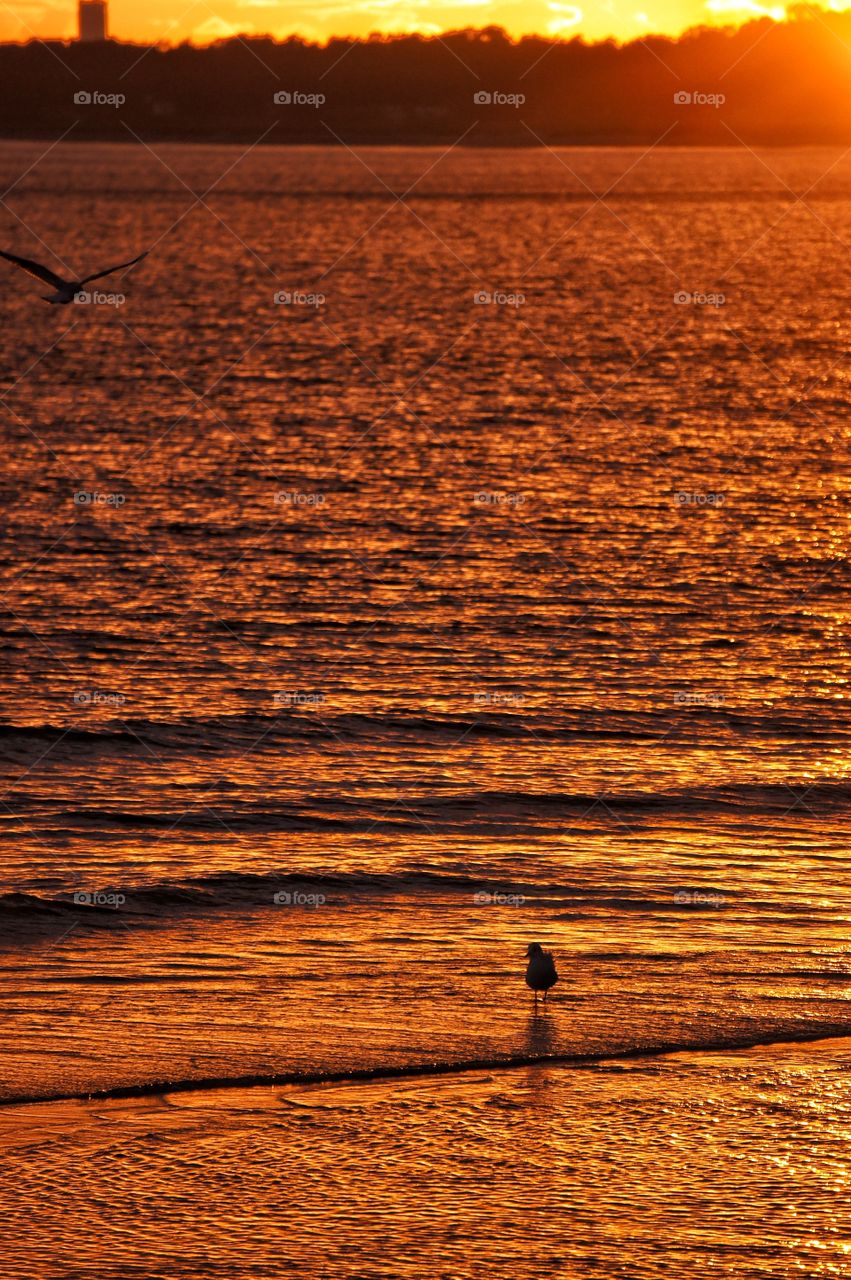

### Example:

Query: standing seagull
xmin=0 ymin=248 xmax=148 ymax=304
xmin=525 ymin=942 xmax=558 ymax=1004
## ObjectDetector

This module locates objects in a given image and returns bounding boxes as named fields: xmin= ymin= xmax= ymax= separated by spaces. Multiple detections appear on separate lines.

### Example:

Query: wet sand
xmin=2 ymin=1036 xmax=850 ymax=1279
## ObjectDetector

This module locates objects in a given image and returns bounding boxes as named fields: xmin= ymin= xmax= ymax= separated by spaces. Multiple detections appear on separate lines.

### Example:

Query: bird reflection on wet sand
xmin=526 ymin=1008 xmax=555 ymax=1059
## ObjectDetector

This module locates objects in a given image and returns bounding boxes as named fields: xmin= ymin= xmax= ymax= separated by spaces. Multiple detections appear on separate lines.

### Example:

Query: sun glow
xmin=0 ymin=0 xmax=801 ymax=49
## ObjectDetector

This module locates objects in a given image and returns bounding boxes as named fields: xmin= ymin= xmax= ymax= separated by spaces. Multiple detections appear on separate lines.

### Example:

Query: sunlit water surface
xmin=2 ymin=1040 xmax=851 ymax=1279
xmin=2 ymin=141 xmax=851 ymax=1276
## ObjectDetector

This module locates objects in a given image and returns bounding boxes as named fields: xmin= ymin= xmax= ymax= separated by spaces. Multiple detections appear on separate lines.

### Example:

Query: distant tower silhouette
xmin=78 ymin=0 xmax=107 ymax=41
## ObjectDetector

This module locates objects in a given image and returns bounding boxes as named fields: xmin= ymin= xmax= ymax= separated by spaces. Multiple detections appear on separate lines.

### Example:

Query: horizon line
xmin=0 ymin=10 xmax=844 ymax=55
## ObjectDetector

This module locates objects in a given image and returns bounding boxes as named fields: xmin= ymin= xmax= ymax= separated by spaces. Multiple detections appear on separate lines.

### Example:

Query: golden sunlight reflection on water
xmin=4 ymin=141 xmax=851 ymax=1276
xmin=2 ymin=1039 xmax=851 ymax=1279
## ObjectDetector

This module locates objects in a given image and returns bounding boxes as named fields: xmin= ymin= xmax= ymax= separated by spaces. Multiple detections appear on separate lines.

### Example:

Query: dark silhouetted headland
xmin=4 ymin=10 xmax=851 ymax=144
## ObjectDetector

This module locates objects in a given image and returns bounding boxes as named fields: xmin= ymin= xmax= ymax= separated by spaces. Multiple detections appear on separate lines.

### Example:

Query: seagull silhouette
xmin=0 ymin=248 xmax=148 ymax=304
xmin=525 ymin=942 xmax=558 ymax=1004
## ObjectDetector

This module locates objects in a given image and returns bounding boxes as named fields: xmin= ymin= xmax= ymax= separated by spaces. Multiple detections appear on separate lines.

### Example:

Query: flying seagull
xmin=525 ymin=942 xmax=558 ymax=1004
xmin=0 ymin=248 xmax=148 ymax=304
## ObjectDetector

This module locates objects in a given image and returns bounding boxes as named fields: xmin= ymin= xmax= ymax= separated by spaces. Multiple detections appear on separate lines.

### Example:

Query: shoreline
xmin=0 ymin=136 xmax=846 ymax=148
xmin=5 ymin=1024 xmax=851 ymax=1111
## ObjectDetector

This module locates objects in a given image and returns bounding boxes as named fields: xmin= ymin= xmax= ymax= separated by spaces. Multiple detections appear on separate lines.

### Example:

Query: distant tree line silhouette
xmin=2 ymin=9 xmax=851 ymax=143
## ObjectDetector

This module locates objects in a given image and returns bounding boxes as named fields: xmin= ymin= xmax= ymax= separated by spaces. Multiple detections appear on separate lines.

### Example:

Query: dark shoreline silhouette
xmin=3 ymin=1024 xmax=851 ymax=1108
xmin=2 ymin=12 xmax=851 ymax=145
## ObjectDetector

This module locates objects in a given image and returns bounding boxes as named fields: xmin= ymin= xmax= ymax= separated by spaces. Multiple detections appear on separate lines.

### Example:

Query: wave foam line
xmin=3 ymin=1023 xmax=850 ymax=1109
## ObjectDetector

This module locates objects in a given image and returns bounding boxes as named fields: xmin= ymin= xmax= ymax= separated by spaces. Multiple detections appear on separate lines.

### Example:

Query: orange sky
xmin=0 ymin=0 xmax=806 ymax=48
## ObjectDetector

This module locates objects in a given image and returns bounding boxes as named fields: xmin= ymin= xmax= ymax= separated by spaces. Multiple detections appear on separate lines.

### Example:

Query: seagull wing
xmin=81 ymin=250 xmax=149 ymax=286
xmin=0 ymin=249 xmax=68 ymax=290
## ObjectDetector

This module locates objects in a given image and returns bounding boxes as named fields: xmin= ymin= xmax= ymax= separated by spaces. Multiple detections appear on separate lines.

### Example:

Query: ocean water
xmin=2 ymin=141 xmax=851 ymax=1275
xmin=4 ymin=1039 xmax=851 ymax=1279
